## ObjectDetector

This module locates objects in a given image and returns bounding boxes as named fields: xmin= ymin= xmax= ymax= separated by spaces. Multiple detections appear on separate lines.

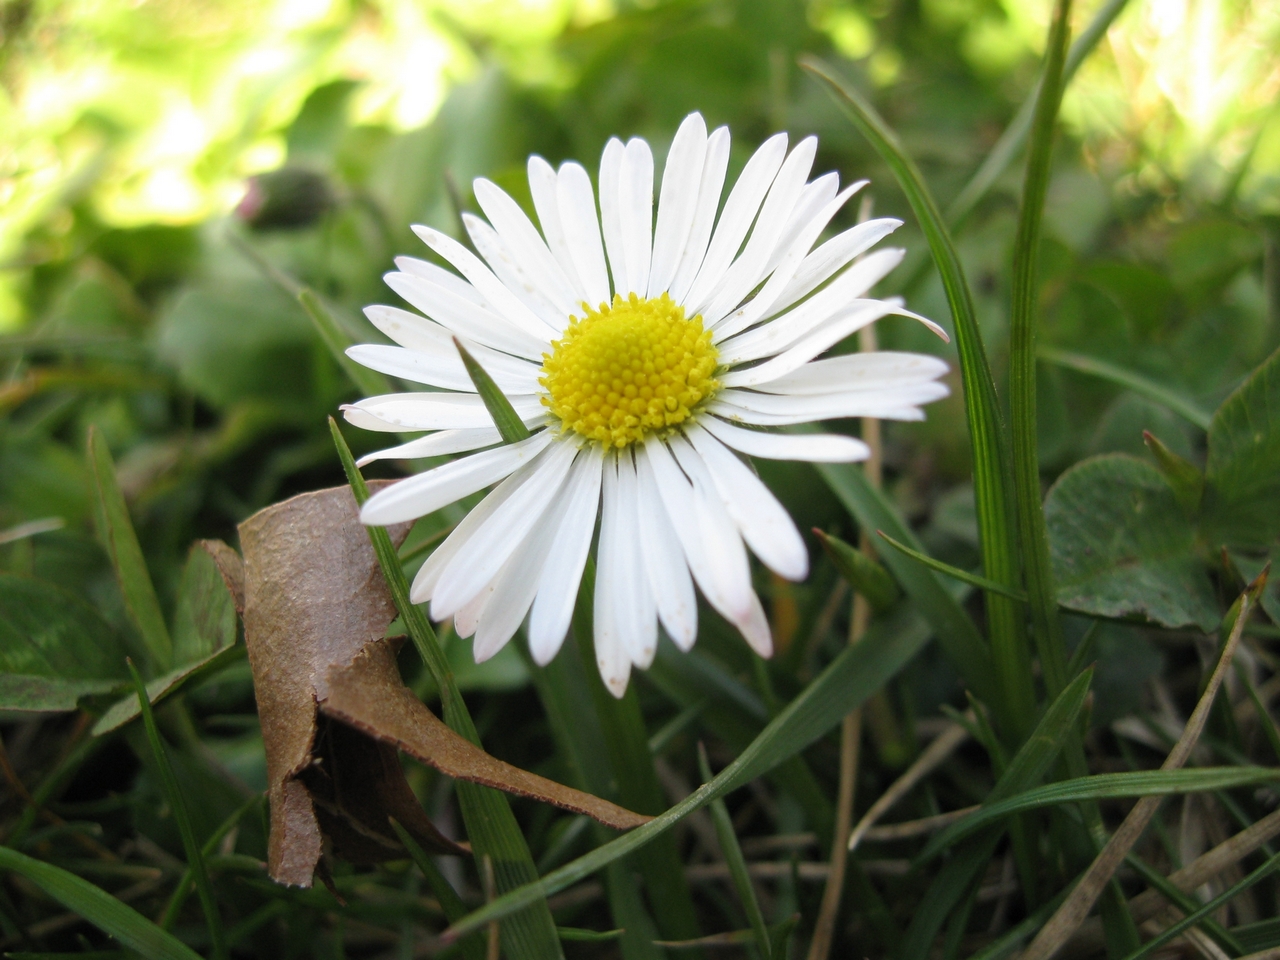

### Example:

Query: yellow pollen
xmin=540 ymin=292 xmax=720 ymax=448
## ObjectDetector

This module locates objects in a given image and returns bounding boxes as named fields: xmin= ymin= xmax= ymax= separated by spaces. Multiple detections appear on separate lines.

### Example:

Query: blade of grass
xmin=1009 ymin=0 xmax=1073 ymax=700
xmin=1022 ymin=577 xmax=1260 ymax=960
xmin=126 ymin=661 xmax=226 ymax=960
xmin=1124 ymin=853 xmax=1245 ymax=955
xmin=390 ymin=817 xmax=487 ymax=960
xmin=698 ymin=743 xmax=772 ymax=960
xmin=816 ymin=460 xmax=994 ymax=704
xmin=330 ymin=418 xmax=564 ymax=960
xmin=87 ymin=426 xmax=171 ymax=672
xmin=159 ymin=793 xmax=259 ymax=930
xmin=454 ymin=338 xmax=532 ymax=443
xmin=440 ymin=603 xmax=933 ymax=943
xmin=298 ymin=289 xmax=395 ymax=398
xmin=813 ymin=529 xmax=900 ymax=612
xmin=0 ymin=846 xmax=202 ymax=960
xmin=801 ymin=56 xmax=1033 ymax=744
xmin=875 ymin=531 xmax=1028 ymax=603
xmin=1037 ymin=346 xmax=1213 ymax=430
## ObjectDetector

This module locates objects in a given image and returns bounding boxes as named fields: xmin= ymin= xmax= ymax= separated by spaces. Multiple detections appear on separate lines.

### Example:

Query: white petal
xmin=685 ymin=423 xmax=807 ymax=580
xmin=700 ymin=416 xmax=869 ymax=463
xmin=710 ymin=384 xmax=949 ymax=425
xmin=342 ymin=404 xmax=398 ymax=433
xmin=593 ymin=454 xmax=632 ymax=696
xmin=648 ymin=112 xmax=708 ymax=298
xmin=464 ymin=214 xmax=571 ymax=333
xmin=711 ymin=179 xmax=863 ymax=340
xmin=430 ymin=440 xmax=578 ymax=619
xmin=694 ymin=136 xmax=817 ymax=322
xmin=528 ymin=450 xmax=604 ymax=665
xmin=761 ymin=172 xmax=844 ymax=278
xmin=598 ymin=138 xmax=629 ymax=298
xmin=666 ymin=435 xmax=772 ymax=657
xmin=360 ymin=430 xmax=553 ymax=526
xmin=384 ymin=272 xmax=546 ymax=360
xmin=681 ymin=132 xmax=788 ymax=313
xmin=635 ymin=442 xmax=697 ymax=650
xmin=473 ymin=178 xmax=580 ymax=318
xmin=410 ymin=467 xmax=531 ymax=603
xmin=556 ymin=161 xmax=612 ymax=309
xmin=344 ymin=391 xmax=545 ymax=432
xmin=412 ymin=224 xmax=557 ymax=342
xmin=748 ymin=350 xmax=950 ymax=396
xmin=355 ymin=427 xmax=503 ymax=467
xmin=453 ymin=588 xmax=488 ymax=640
xmin=668 ymin=126 xmax=731 ymax=305
xmin=615 ymin=452 xmax=658 ymax=667
xmin=395 ymin=256 xmax=489 ymax=307
xmin=769 ymin=218 xmax=902 ymax=316
xmin=346 ymin=343 xmax=541 ymax=395
xmin=716 ymin=248 xmax=906 ymax=364
xmin=620 ymin=137 xmax=654 ymax=298
xmin=528 ymin=155 xmax=588 ymax=302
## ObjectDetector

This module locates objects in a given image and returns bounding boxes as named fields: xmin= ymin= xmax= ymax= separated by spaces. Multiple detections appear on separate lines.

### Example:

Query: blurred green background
xmin=2 ymin=0 xmax=1279 ymax=955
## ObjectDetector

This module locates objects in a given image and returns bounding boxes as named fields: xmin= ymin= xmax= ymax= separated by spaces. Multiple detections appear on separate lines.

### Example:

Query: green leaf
xmin=297 ymin=288 xmax=394 ymax=399
xmin=1045 ymin=454 xmax=1219 ymax=631
xmin=329 ymin=418 xmax=565 ymax=960
xmin=441 ymin=603 xmax=932 ymax=942
xmin=171 ymin=543 xmax=237 ymax=664
xmin=1037 ymin=346 xmax=1213 ymax=430
xmin=875 ymin=530 xmax=1028 ymax=603
xmin=91 ymin=645 xmax=243 ymax=736
xmin=814 ymin=529 xmax=900 ymax=612
xmin=128 ymin=661 xmax=226 ymax=960
xmin=454 ymin=337 xmax=532 ymax=443
xmin=0 ymin=573 xmax=129 ymax=711
xmin=816 ymin=460 xmax=994 ymax=703
xmin=0 ymin=846 xmax=203 ymax=960
xmin=87 ymin=426 xmax=172 ymax=671
xmin=389 ymin=818 xmax=487 ymax=960
xmin=801 ymin=58 xmax=1033 ymax=743
xmin=1202 ymin=345 xmax=1280 ymax=549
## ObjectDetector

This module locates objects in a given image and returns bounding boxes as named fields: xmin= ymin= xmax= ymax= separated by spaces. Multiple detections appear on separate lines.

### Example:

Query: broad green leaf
xmin=441 ymin=603 xmax=932 ymax=942
xmin=0 ymin=573 xmax=129 ymax=711
xmin=1045 ymin=454 xmax=1218 ymax=631
xmin=1202 ymin=345 xmax=1280 ymax=550
xmin=0 ymin=846 xmax=203 ymax=960
xmin=87 ymin=426 xmax=172 ymax=671
xmin=92 ymin=645 xmax=243 ymax=736
xmin=172 ymin=543 xmax=238 ymax=665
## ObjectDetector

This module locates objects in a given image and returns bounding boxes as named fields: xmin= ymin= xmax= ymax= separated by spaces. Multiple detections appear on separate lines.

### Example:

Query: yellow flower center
xmin=540 ymin=293 xmax=720 ymax=448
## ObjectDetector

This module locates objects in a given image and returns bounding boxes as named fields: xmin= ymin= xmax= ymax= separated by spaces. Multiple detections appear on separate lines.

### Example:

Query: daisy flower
xmin=344 ymin=112 xmax=950 ymax=696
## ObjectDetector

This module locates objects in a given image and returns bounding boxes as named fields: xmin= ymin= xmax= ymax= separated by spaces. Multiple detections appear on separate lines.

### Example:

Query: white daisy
xmin=346 ymin=112 xmax=950 ymax=697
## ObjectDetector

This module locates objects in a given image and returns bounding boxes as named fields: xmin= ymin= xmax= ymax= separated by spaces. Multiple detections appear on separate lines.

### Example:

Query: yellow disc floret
xmin=540 ymin=292 xmax=720 ymax=448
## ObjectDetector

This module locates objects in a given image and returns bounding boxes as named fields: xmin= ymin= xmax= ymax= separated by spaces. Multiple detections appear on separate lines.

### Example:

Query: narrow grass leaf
xmin=1038 ymin=346 xmax=1213 ymax=430
xmin=801 ymin=56 xmax=1033 ymax=743
xmin=0 ymin=846 xmax=202 ymax=960
xmin=127 ymin=661 xmax=226 ymax=960
xmin=814 ymin=529 xmax=900 ymax=612
xmin=330 ymin=418 xmax=564 ymax=960
xmin=699 ymin=743 xmax=772 ymax=960
xmin=455 ymin=337 xmax=531 ymax=443
xmin=161 ymin=794 xmax=259 ymax=932
xmin=1124 ymin=854 xmax=1245 ymax=955
xmin=441 ymin=604 xmax=932 ymax=942
xmin=875 ymin=531 xmax=1028 ymax=603
xmin=390 ymin=817 xmax=487 ymax=960
xmin=298 ymin=289 xmax=394 ymax=398
xmin=87 ymin=426 xmax=172 ymax=672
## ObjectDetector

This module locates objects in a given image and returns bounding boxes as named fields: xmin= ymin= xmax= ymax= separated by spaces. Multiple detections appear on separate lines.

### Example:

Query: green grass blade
xmin=876 ymin=531 xmax=1029 ymax=602
xmin=945 ymin=0 xmax=1131 ymax=226
xmin=698 ymin=744 xmax=771 ymax=960
xmin=298 ymin=288 xmax=394 ymax=398
xmin=1009 ymin=0 xmax=1073 ymax=699
xmin=924 ymin=767 xmax=1280 ymax=856
xmin=816 ymin=460 xmax=995 ymax=703
xmin=160 ymin=793 xmax=259 ymax=931
xmin=1064 ymin=620 xmax=1101 ymax=681
xmin=390 ymin=818 xmax=487 ymax=960
xmin=127 ymin=661 xmax=226 ymax=960
xmin=1124 ymin=854 xmax=1245 ymax=955
xmin=87 ymin=426 xmax=172 ymax=672
xmin=814 ymin=529 xmax=901 ymax=611
xmin=330 ymin=418 xmax=564 ymax=960
xmin=454 ymin=337 xmax=532 ymax=443
xmin=1037 ymin=346 xmax=1213 ymax=430
xmin=0 ymin=846 xmax=203 ymax=960
xmin=799 ymin=62 xmax=1033 ymax=742
xmin=902 ymin=832 xmax=1002 ymax=960
xmin=1120 ymin=849 xmax=1280 ymax=960
xmin=440 ymin=603 xmax=932 ymax=943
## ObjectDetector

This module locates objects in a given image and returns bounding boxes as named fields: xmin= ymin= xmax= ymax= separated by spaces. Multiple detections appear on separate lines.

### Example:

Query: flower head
xmin=345 ymin=112 xmax=950 ymax=696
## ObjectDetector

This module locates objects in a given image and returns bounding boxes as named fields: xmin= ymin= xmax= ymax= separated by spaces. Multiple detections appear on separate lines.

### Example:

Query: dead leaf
xmin=238 ymin=482 xmax=648 ymax=888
